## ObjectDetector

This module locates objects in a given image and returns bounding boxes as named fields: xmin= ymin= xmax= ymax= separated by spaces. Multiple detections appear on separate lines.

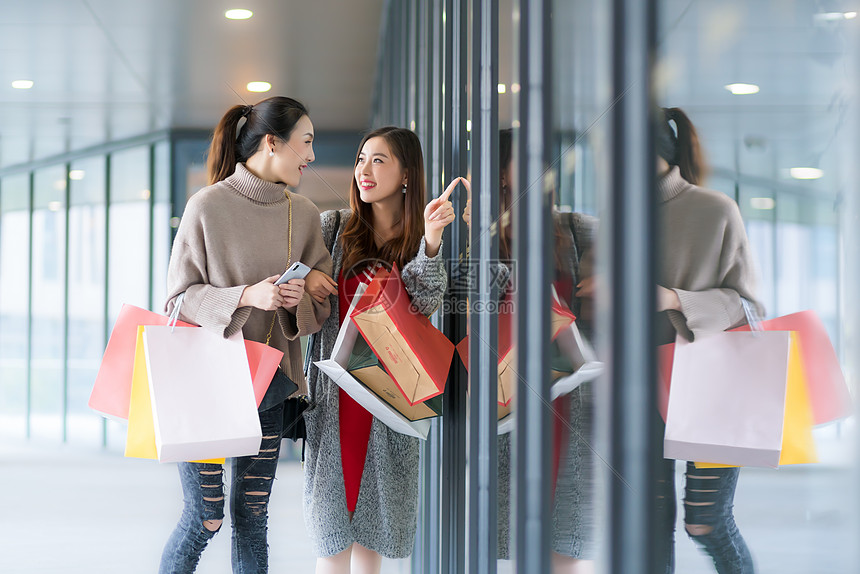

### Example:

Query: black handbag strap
xmin=304 ymin=209 xmax=341 ymax=376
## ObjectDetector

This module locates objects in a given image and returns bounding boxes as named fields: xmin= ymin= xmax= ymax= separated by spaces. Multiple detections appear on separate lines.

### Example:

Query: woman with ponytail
xmin=301 ymin=127 xmax=459 ymax=573
xmin=655 ymin=107 xmax=762 ymax=573
xmin=160 ymin=96 xmax=332 ymax=573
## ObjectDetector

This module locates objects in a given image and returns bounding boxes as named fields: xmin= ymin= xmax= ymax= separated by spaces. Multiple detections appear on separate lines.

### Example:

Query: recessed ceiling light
xmin=12 ymin=80 xmax=34 ymax=89
xmin=498 ymin=83 xmax=507 ymax=94
xmin=246 ymin=81 xmax=271 ymax=93
xmin=225 ymin=9 xmax=253 ymax=20
xmin=790 ymin=167 xmax=824 ymax=180
xmin=815 ymin=11 xmax=855 ymax=22
xmin=725 ymin=83 xmax=759 ymax=95
xmin=750 ymin=197 xmax=775 ymax=210
xmin=69 ymin=170 xmax=85 ymax=180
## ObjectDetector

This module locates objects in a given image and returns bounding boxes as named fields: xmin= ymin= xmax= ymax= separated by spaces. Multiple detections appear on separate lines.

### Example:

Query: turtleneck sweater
xmin=165 ymin=162 xmax=332 ymax=395
xmin=658 ymin=165 xmax=763 ymax=343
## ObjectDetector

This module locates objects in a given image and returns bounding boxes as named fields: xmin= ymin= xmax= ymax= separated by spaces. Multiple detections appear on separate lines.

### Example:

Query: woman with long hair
xmin=655 ymin=107 xmax=761 ymax=573
xmin=301 ymin=126 xmax=458 ymax=574
xmin=160 ymin=96 xmax=332 ymax=573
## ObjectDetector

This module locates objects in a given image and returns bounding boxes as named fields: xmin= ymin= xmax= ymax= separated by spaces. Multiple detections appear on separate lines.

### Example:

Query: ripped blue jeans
xmin=159 ymin=402 xmax=284 ymax=574
xmin=656 ymin=459 xmax=755 ymax=574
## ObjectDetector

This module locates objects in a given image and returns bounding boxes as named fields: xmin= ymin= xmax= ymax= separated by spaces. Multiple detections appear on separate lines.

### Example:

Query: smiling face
xmin=270 ymin=114 xmax=315 ymax=187
xmin=354 ymin=136 xmax=407 ymax=205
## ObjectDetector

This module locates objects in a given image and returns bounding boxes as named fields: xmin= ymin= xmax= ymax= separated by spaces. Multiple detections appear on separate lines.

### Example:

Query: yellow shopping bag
xmin=125 ymin=326 xmax=224 ymax=464
xmin=695 ymin=332 xmax=817 ymax=469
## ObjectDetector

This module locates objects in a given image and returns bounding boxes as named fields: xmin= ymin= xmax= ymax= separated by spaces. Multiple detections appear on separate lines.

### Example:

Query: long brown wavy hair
xmin=340 ymin=127 xmax=427 ymax=275
xmin=206 ymin=96 xmax=309 ymax=185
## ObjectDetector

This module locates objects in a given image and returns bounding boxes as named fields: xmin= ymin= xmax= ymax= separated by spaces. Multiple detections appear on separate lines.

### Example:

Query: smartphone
xmin=275 ymin=262 xmax=311 ymax=285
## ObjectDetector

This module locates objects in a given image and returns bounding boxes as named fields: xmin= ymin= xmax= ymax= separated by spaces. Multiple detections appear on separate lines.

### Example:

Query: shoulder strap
xmin=305 ymin=209 xmax=343 ymax=377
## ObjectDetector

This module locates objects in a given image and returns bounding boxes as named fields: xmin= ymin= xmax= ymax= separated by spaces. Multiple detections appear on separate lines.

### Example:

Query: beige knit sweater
xmin=659 ymin=166 xmax=763 ymax=342
xmin=165 ymin=162 xmax=332 ymax=395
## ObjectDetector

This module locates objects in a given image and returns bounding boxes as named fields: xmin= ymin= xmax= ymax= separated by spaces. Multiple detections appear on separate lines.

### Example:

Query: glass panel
xmin=657 ymin=1 xmax=856 ymax=571
xmin=106 ymin=145 xmax=151 ymax=450
xmin=152 ymin=141 xmax=170 ymax=312
xmin=67 ymin=157 xmax=106 ymax=445
xmin=31 ymin=165 xmax=67 ymax=441
xmin=0 ymin=174 xmax=31 ymax=439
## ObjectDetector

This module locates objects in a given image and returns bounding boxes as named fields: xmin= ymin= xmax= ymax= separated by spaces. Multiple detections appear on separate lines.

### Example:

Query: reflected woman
xmin=654 ymin=107 xmax=761 ymax=573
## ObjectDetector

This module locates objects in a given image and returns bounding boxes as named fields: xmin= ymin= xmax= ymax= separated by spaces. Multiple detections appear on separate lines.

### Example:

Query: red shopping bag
xmin=457 ymin=291 xmax=577 ymax=417
xmin=733 ymin=311 xmax=851 ymax=425
xmin=658 ymin=310 xmax=850 ymax=425
xmin=350 ymin=264 xmax=455 ymax=406
xmin=90 ymin=304 xmax=283 ymax=419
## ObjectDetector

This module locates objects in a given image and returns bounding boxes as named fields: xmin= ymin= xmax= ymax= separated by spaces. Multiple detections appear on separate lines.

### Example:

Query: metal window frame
xmin=512 ymin=0 xmax=554 ymax=571
xmin=467 ymin=0 xmax=500 ymax=572
xmin=604 ymin=0 xmax=662 ymax=572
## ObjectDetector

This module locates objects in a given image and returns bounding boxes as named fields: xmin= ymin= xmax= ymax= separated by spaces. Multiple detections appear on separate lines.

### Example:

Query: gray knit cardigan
xmin=302 ymin=209 xmax=448 ymax=558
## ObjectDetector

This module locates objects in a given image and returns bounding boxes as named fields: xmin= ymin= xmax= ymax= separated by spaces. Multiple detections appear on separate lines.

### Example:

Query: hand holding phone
xmin=275 ymin=261 xmax=312 ymax=285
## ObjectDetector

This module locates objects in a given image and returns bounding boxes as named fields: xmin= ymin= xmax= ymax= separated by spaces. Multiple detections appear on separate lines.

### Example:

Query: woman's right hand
xmin=239 ymin=275 xmax=284 ymax=311
xmin=304 ymin=269 xmax=338 ymax=303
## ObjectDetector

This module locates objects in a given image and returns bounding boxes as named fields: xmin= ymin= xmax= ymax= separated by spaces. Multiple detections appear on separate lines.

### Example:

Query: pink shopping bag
xmin=90 ymin=304 xmax=282 ymax=419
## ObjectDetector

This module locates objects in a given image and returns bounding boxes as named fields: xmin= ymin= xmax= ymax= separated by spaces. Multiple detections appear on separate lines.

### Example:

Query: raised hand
xmin=424 ymin=177 xmax=460 ymax=257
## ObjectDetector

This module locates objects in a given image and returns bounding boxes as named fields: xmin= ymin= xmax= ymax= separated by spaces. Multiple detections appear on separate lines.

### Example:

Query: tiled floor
xmin=0 ymin=439 xmax=856 ymax=573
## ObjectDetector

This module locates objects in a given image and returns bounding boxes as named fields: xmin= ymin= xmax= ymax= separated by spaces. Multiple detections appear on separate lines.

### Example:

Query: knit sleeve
xmin=165 ymin=199 xmax=251 ymax=337
xmin=668 ymin=200 xmax=763 ymax=340
xmin=401 ymin=237 xmax=448 ymax=316
xmin=276 ymin=202 xmax=334 ymax=340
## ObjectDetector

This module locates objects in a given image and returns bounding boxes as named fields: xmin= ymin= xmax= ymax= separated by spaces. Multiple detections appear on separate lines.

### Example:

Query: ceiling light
xmin=511 ymin=120 xmax=521 ymax=128
xmin=750 ymin=197 xmax=775 ymax=210
xmin=510 ymin=83 xmax=521 ymax=93
xmin=225 ymin=9 xmax=253 ymax=20
xmin=12 ymin=80 xmax=34 ymax=89
xmin=69 ymin=170 xmax=85 ymax=180
xmin=725 ymin=83 xmax=759 ymax=95
xmin=246 ymin=81 xmax=271 ymax=93
xmin=790 ymin=167 xmax=824 ymax=180
xmin=48 ymin=201 xmax=63 ymax=212
xmin=466 ymin=120 xmax=472 ymax=132
xmin=498 ymin=83 xmax=507 ymax=94
xmin=141 ymin=189 xmax=151 ymax=200
xmin=815 ymin=11 xmax=852 ymax=22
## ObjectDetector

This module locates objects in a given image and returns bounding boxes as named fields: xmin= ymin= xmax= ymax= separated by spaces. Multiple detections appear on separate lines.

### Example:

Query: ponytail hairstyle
xmin=340 ymin=127 xmax=426 ymax=275
xmin=206 ymin=96 xmax=309 ymax=185
xmin=657 ymin=107 xmax=708 ymax=186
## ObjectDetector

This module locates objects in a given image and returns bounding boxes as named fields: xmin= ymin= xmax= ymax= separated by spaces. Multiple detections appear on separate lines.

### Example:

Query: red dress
xmin=337 ymin=266 xmax=380 ymax=512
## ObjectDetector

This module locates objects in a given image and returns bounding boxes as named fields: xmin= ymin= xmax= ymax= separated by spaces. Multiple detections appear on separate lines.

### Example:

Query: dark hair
xmin=499 ymin=128 xmax=514 ymax=260
xmin=657 ymin=107 xmax=708 ymax=186
xmin=206 ymin=96 xmax=309 ymax=185
xmin=340 ymin=127 xmax=427 ymax=274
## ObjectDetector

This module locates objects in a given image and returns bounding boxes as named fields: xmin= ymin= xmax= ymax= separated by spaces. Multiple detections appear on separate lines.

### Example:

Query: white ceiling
xmin=0 ymin=0 xmax=384 ymax=169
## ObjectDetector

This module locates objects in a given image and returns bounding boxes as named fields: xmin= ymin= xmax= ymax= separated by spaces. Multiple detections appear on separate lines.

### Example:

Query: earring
xmin=402 ymin=184 xmax=407 ymax=194
xmin=269 ymin=149 xmax=275 ymax=157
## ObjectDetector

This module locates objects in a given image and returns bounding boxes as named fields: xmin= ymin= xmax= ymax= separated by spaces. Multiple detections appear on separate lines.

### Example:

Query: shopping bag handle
xmin=168 ymin=293 xmax=185 ymax=333
xmin=741 ymin=298 xmax=762 ymax=333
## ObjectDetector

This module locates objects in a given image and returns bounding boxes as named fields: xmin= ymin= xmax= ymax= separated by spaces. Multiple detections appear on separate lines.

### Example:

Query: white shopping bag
xmin=143 ymin=324 xmax=263 ymax=462
xmin=314 ymin=283 xmax=432 ymax=440
xmin=550 ymin=320 xmax=603 ymax=401
xmin=664 ymin=330 xmax=792 ymax=468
